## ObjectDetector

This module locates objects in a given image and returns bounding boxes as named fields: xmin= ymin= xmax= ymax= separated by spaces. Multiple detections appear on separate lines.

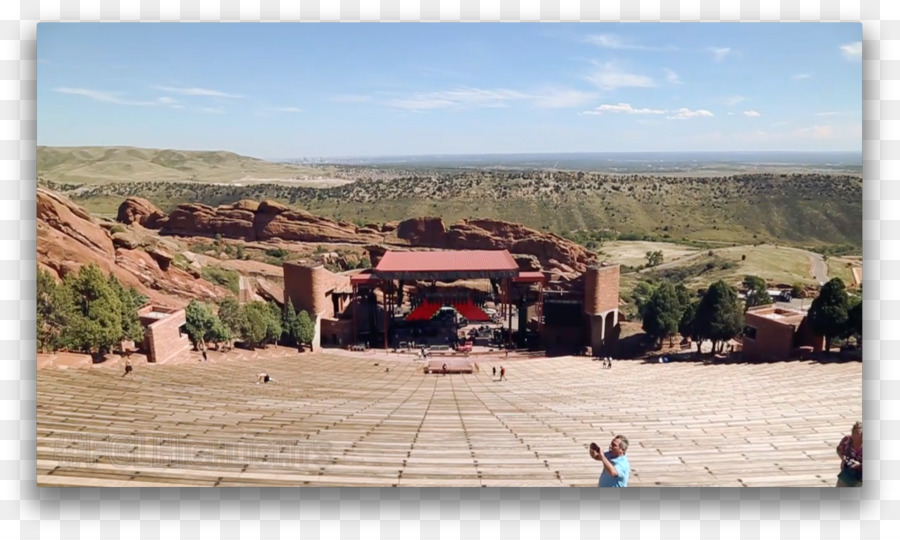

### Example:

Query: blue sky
xmin=38 ymin=23 xmax=862 ymax=159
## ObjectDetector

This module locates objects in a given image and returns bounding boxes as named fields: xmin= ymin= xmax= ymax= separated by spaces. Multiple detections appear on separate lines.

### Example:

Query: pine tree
xmin=217 ymin=297 xmax=245 ymax=339
xmin=56 ymin=264 xmax=125 ymax=356
xmin=808 ymin=278 xmax=850 ymax=351
xmin=297 ymin=310 xmax=315 ymax=351
xmin=642 ymin=282 xmax=682 ymax=348
xmin=281 ymin=301 xmax=298 ymax=346
xmin=693 ymin=280 xmax=744 ymax=354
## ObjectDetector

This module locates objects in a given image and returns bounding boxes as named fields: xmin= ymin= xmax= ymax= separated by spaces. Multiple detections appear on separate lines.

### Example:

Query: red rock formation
xmin=116 ymin=197 xmax=167 ymax=228
xmin=38 ymin=188 xmax=230 ymax=307
xmin=38 ymin=189 xmax=114 ymax=258
xmin=253 ymin=200 xmax=382 ymax=244
xmin=395 ymin=217 xmax=448 ymax=247
xmin=163 ymin=201 xmax=258 ymax=240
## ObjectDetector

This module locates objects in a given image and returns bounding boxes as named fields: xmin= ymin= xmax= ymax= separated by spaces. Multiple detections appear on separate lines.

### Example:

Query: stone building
xmin=137 ymin=305 xmax=191 ymax=363
xmin=742 ymin=305 xmax=825 ymax=362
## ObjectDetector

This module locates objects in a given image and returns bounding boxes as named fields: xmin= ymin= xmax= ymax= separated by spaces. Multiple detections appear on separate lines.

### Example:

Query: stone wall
xmin=583 ymin=264 xmax=620 ymax=315
xmin=140 ymin=307 xmax=191 ymax=364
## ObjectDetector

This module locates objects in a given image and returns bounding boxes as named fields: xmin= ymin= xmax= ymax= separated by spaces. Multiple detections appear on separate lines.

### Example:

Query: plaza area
xmin=36 ymin=347 xmax=861 ymax=487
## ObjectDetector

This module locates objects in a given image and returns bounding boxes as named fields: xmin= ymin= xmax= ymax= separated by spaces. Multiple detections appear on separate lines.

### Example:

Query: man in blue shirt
xmin=590 ymin=435 xmax=630 ymax=487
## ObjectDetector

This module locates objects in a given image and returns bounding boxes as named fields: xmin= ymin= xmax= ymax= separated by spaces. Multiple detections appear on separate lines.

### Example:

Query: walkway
xmin=36 ymin=347 xmax=861 ymax=487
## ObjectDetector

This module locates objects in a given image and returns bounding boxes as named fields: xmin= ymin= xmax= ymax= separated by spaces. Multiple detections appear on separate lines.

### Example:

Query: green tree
xmin=743 ymin=275 xmax=773 ymax=310
xmin=679 ymin=301 xmax=702 ymax=351
xmin=266 ymin=301 xmax=283 ymax=345
xmin=281 ymin=301 xmax=299 ymax=346
xmin=631 ymin=280 xmax=660 ymax=318
xmin=184 ymin=300 xmax=218 ymax=349
xmin=217 ymin=297 xmax=245 ymax=339
xmin=296 ymin=310 xmax=315 ymax=351
xmin=106 ymin=274 xmax=146 ymax=344
xmin=693 ymin=280 xmax=744 ymax=354
xmin=848 ymin=297 xmax=862 ymax=343
xmin=241 ymin=302 xmax=273 ymax=349
xmin=808 ymin=278 xmax=849 ymax=351
xmin=645 ymin=250 xmax=664 ymax=268
xmin=37 ymin=268 xmax=63 ymax=352
xmin=55 ymin=264 xmax=125 ymax=356
xmin=642 ymin=282 xmax=683 ymax=348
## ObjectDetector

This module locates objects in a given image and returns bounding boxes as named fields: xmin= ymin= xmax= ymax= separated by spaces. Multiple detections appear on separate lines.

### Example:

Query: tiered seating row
xmin=36 ymin=346 xmax=860 ymax=487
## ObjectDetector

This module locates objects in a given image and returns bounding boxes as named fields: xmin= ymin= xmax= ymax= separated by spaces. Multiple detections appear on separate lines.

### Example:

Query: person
xmin=589 ymin=435 xmax=630 ymax=487
xmin=202 ymin=349 xmax=208 ymax=363
xmin=442 ymin=363 xmax=448 ymax=376
xmin=500 ymin=366 xmax=506 ymax=381
xmin=492 ymin=366 xmax=497 ymax=377
xmin=256 ymin=372 xmax=275 ymax=384
xmin=122 ymin=360 xmax=134 ymax=379
xmin=836 ymin=421 xmax=863 ymax=487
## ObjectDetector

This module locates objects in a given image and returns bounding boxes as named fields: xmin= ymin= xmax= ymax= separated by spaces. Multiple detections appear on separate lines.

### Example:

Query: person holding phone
xmin=589 ymin=435 xmax=630 ymax=487
xmin=836 ymin=421 xmax=863 ymax=487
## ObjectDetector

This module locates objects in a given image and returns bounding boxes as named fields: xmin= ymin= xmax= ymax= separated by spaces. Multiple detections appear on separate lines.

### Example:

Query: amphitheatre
xmin=36 ymin=147 xmax=863 ymax=488
xmin=38 ymin=346 xmax=860 ymax=487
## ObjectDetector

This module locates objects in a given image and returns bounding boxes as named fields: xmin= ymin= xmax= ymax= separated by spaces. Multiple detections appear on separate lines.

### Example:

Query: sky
xmin=37 ymin=23 xmax=862 ymax=159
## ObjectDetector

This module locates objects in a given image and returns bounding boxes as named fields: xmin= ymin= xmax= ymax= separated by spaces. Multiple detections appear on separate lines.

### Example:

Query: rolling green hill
xmin=37 ymin=146 xmax=336 ymax=185
xmin=37 ymin=146 xmax=862 ymax=251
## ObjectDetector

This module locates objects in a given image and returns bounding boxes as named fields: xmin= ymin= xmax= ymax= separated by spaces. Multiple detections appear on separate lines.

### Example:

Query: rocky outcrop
xmin=38 ymin=188 xmax=114 ymax=258
xmin=396 ymin=217 xmax=448 ymax=247
xmin=116 ymin=197 xmax=167 ymax=228
xmin=111 ymin=197 xmax=593 ymax=275
xmin=153 ymin=199 xmax=384 ymax=244
xmin=394 ymin=216 xmax=594 ymax=273
xmin=254 ymin=200 xmax=383 ymax=244
xmin=39 ymin=188 xmax=231 ymax=307
xmin=163 ymin=201 xmax=258 ymax=240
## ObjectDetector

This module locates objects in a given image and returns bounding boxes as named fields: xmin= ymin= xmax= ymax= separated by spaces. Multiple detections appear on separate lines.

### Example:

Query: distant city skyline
xmin=38 ymin=23 xmax=862 ymax=159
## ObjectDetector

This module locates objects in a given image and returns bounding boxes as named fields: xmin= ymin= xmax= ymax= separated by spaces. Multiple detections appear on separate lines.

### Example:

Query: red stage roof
xmin=376 ymin=250 xmax=518 ymax=273
xmin=513 ymin=271 xmax=547 ymax=284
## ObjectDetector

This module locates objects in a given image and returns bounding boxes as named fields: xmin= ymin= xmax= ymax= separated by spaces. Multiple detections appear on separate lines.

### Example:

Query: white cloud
xmin=663 ymin=68 xmax=682 ymax=85
xmin=792 ymin=73 xmax=812 ymax=80
xmin=582 ymin=102 xmax=666 ymax=115
xmin=816 ymin=111 xmax=844 ymax=116
xmin=709 ymin=47 xmax=731 ymax=62
xmin=743 ymin=110 xmax=761 ymax=117
xmin=155 ymin=86 xmax=243 ymax=98
xmin=587 ymin=62 xmax=655 ymax=90
xmin=385 ymin=88 xmax=530 ymax=111
xmin=157 ymin=96 xmax=178 ymax=105
xmin=199 ymin=107 xmax=226 ymax=114
xmin=383 ymin=87 xmax=597 ymax=111
xmin=841 ymin=41 xmax=862 ymax=60
xmin=666 ymin=108 xmax=714 ymax=120
xmin=54 ymin=87 xmax=158 ymax=106
xmin=583 ymin=34 xmax=675 ymax=52
xmin=726 ymin=95 xmax=745 ymax=106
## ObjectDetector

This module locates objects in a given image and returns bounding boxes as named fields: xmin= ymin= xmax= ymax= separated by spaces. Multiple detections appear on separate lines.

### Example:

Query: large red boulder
xmin=116 ymin=197 xmax=167 ymax=229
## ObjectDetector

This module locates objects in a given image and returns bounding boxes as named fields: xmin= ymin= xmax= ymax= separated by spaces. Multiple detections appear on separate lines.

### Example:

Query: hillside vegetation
xmin=37 ymin=146 xmax=337 ymax=185
xmin=38 ymin=146 xmax=862 ymax=250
